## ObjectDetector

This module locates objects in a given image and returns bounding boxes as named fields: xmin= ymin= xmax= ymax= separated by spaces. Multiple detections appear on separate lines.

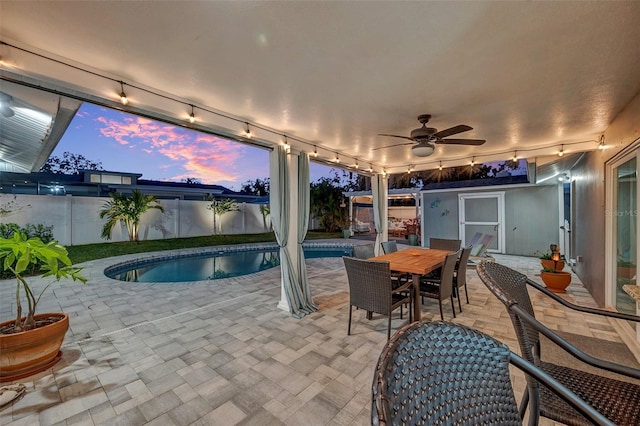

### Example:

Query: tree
xmin=240 ymin=178 xmax=270 ymax=196
xmin=99 ymin=190 xmax=164 ymax=241
xmin=259 ymin=204 xmax=272 ymax=231
xmin=310 ymin=173 xmax=349 ymax=232
xmin=40 ymin=152 xmax=103 ymax=174
xmin=206 ymin=196 xmax=239 ymax=235
xmin=181 ymin=177 xmax=202 ymax=185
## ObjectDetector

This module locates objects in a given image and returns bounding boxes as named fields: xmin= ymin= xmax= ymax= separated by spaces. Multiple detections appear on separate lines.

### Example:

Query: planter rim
xmin=0 ymin=312 xmax=67 ymax=336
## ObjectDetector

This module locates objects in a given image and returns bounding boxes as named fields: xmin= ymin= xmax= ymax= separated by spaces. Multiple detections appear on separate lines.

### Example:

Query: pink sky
xmin=54 ymin=103 xmax=337 ymax=190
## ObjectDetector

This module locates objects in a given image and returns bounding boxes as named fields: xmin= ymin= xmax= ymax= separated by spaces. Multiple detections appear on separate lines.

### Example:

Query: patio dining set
xmin=341 ymin=239 xmax=640 ymax=425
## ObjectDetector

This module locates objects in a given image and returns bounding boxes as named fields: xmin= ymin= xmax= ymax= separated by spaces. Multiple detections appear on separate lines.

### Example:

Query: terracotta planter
xmin=540 ymin=259 xmax=565 ymax=271
xmin=541 ymin=271 xmax=572 ymax=293
xmin=617 ymin=266 xmax=636 ymax=279
xmin=0 ymin=313 xmax=69 ymax=382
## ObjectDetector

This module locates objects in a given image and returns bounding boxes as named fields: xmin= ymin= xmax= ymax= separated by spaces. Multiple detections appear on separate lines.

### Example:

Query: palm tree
xmin=206 ymin=196 xmax=239 ymax=235
xmin=99 ymin=190 xmax=164 ymax=241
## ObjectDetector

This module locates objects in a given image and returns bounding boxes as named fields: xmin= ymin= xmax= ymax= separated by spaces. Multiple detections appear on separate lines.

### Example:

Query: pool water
xmin=106 ymin=246 xmax=353 ymax=283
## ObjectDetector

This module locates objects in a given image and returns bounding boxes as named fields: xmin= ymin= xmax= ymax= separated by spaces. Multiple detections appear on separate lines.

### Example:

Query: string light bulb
xmin=312 ymin=146 xmax=318 ymax=157
xmin=119 ymin=81 xmax=128 ymax=105
xmin=354 ymin=160 xmax=359 ymax=169
xmin=558 ymin=145 xmax=564 ymax=157
xmin=513 ymin=151 xmax=518 ymax=163
xmin=282 ymin=135 xmax=290 ymax=151
xmin=382 ymin=168 xmax=387 ymax=177
xmin=188 ymin=104 xmax=195 ymax=124
xmin=438 ymin=161 xmax=443 ymax=171
xmin=470 ymin=157 xmax=475 ymax=167
xmin=335 ymin=153 xmax=340 ymax=163
xmin=245 ymin=123 xmax=252 ymax=138
xmin=368 ymin=164 xmax=373 ymax=173
xmin=598 ymin=135 xmax=605 ymax=150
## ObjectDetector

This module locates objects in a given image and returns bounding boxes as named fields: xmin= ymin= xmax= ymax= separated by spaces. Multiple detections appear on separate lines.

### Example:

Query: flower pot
xmin=540 ymin=259 xmax=565 ymax=271
xmin=342 ymin=229 xmax=351 ymax=239
xmin=540 ymin=271 xmax=572 ymax=294
xmin=0 ymin=313 xmax=69 ymax=382
xmin=408 ymin=235 xmax=419 ymax=246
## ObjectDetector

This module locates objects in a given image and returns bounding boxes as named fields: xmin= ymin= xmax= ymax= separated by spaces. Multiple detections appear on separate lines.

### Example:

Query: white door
xmin=458 ymin=192 xmax=505 ymax=253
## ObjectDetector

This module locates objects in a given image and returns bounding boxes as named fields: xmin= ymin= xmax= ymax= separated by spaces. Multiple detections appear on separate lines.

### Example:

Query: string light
xmin=368 ymin=164 xmax=373 ymax=173
xmin=245 ymin=122 xmax=252 ymax=138
xmin=188 ymin=104 xmax=195 ymax=124
xmin=558 ymin=145 xmax=564 ymax=157
xmin=312 ymin=146 xmax=318 ymax=157
xmin=282 ymin=135 xmax=290 ymax=151
xmin=513 ymin=151 xmax=518 ymax=163
xmin=335 ymin=153 xmax=340 ymax=163
xmin=470 ymin=157 xmax=475 ymax=166
xmin=354 ymin=160 xmax=359 ymax=169
xmin=438 ymin=161 xmax=443 ymax=171
xmin=598 ymin=135 xmax=605 ymax=150
xmin=382 ymin=168 xmax=387 ymax=177
xmin=119 ymin=81 xmax=128 ymax=105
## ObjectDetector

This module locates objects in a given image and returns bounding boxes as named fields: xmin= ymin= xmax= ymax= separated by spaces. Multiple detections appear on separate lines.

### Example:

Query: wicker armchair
xmin=420 ymin=250 xmax=459 ymax=320
xmin=381 ymin=240 xmax=398 ymax=254
xmin=372 ymin=321 xmax=612 ymax=426
xmin=477 ymin=261 xmax=640 ymax=426
xmin=342 ymin=256 xmax=413 ymax=339
xmin=453 ymin=245 xmax=472 ymax=311
xmin=352 ymin=243 xmax=375 ymax=259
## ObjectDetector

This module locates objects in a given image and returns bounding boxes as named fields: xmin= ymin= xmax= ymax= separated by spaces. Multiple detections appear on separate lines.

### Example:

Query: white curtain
xmin=295 ymin=153 xmax=318 ymax=314
xmin=372 ymin=173 xmax=388 ymax=256
xmin=269 ymin=146 xmax=316 ymax=318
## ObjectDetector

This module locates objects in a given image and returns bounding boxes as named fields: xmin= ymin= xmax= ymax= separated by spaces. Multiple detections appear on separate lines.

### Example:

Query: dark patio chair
xmin=380 ymin=240 xmax=398 ymax=254
xmin=419 ymin=250 xmax=459 ymax=320
xmin=352 ymin=243 xmax=375 ymax=259
xmin=476 ymin=261 xmax=640 ymax=426
xmin=342 ymin=256 xmax=413 ymax=339
xmin=429 ymin=237 xmax=461 ymax=251
xmin=372 ymin=321 xmax=613 ymax=426
xmin=452 ymin=245 xmax=472 ymax=311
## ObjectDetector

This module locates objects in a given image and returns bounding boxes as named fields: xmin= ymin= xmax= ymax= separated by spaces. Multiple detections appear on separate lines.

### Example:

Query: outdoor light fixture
xmin=368 ymin=164 xmax=373 ymax=173
xmin=354 ymin=160 xmax=359 ymax=169
xmin=282 ymin=135 xmax=290 ymax=151
xmin=245 ymin=122 xmax=252 ymax=138
xmin=335 ymin=153 xmax=340 ymax=163
xmin=313 ymin=146 xmax=318 ymax=157
xmin=470 ymin=157 xmax=475 ymax=167
xmin=438 ymin=161 xmax=443 ymax=171
xmin=598 ymin=135 xmax=605 ymax=150
xmin=513 ymin=151 xmax=518 ymax=163
xmin=119 ymin=81 xmax=128 ymax=105
xmin=558 ymin=145 xmax=564 ymax=157
xmin=188 ymin=105 xmax=195 ymax=124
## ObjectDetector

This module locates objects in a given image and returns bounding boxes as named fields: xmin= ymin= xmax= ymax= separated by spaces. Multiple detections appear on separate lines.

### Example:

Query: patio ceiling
xmin=1 ymin=2 xmax=639 ymax=175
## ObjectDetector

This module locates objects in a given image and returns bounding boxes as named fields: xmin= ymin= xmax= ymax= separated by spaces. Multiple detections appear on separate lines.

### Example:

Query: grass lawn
xmin=66 ymin=231 xmax=342 ymax=264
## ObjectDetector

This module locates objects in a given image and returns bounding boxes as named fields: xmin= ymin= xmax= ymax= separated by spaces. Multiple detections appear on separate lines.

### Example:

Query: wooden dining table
xmin=372 ymin=247 xmax=453 ymax=322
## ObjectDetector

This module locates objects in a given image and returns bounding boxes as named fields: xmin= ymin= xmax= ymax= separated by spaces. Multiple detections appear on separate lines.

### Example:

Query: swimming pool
xmin=104 ymin=244 xmax=354 ymax=283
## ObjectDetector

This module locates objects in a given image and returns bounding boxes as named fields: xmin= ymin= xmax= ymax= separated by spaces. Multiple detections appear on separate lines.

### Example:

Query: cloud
xmin=93 ymin=113 xmax=248 ymax=182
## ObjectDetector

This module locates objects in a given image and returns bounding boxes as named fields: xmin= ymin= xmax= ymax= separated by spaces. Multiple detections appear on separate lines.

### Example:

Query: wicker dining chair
xmin=452 ymin=245 xmax=472 ymax=311
xmin=380 ymin=240 xmax=398 ymax=254
xmin=372 ymin=321 xmax=613 ymax=426
xmin=428 ymin=237 xmax=462 ymax=251
xmin=342 ymin=256 xmax=413 ymax=339
xmin=419 ymin=250 xmax=459 ymax=320
xmin=352 ymin=243 xmax=375 ymax=259
xmin=477 ymin=261 xmax=640 ymax=426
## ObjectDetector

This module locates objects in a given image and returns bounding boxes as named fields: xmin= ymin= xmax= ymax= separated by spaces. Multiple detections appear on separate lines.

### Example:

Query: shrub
xmin=0 ymin=223 xmax=54 ymax=243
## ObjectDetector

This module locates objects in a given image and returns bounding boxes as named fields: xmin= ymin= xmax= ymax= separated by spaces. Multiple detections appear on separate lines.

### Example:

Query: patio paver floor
xmin=1 ymin=241 xmax=637 ymax=425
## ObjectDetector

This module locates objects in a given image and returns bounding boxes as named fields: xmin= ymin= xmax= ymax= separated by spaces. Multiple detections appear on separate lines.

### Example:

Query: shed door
xmin=458 ymin=192 xmax=505 ymax=253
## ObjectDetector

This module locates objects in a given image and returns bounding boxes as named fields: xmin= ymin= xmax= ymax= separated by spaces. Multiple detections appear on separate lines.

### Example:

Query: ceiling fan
xmin=375 ymin=114 xmax=485 ymax=157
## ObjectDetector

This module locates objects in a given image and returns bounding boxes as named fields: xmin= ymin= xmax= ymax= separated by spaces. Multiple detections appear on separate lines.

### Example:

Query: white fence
xmin=0 ymin=194 xmax=271 ymax=246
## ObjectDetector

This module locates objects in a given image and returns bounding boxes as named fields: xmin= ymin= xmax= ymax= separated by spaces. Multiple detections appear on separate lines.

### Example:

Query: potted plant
xmin=539 ymin=245 xmax=571 ymax=293
xmin=617 ymin=258 xmax=636 ymax=280
xmin=0 ymin=232 xmax=86 ymax=382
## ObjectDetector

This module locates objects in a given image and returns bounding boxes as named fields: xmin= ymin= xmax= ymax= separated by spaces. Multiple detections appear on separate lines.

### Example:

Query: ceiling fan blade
xmin=433 ymin=124 xmax=472 ymax=139
xmin=436 ymin=138 xmax=486 ymax=146
xmin=372 ymin=141 xmax=415 ymax=151
xmin=378 ymin=133 xmax=415 ymax=141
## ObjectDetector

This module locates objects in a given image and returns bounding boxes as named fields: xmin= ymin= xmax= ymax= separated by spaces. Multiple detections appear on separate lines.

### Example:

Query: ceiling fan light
xmin=412 ymin=143 xmax=435 ymax=157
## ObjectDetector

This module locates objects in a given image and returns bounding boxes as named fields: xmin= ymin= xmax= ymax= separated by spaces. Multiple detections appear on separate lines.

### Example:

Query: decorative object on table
xmin=540 ymin=244 xmax=571 ymax=293
xmin=0 ymin=233 xmax=86 ymax=382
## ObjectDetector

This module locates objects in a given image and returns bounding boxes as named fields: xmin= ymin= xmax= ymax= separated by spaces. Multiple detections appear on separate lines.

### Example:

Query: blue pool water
xmin=105 ymin=246 xmax=353 ymax=283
